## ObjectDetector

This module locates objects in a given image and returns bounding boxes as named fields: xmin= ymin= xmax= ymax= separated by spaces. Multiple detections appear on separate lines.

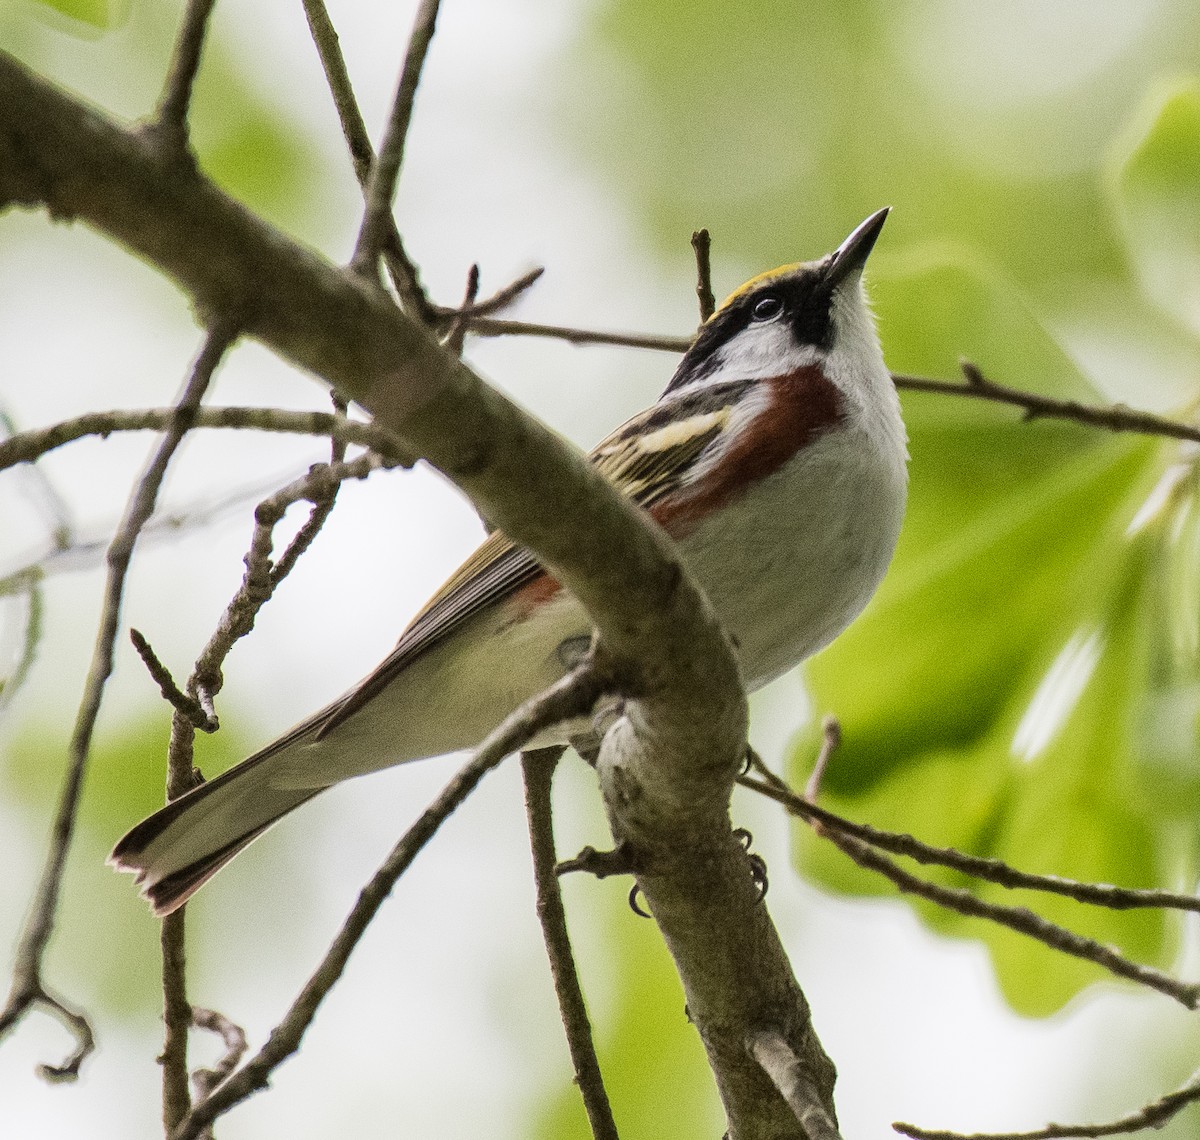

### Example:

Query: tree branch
xmin=747 ymin=1028 xmax=843 ymax=1140
xmin=892 ymin=361 xmax=1200 ymax=445
xmin=349 ymin=0 xmax=441 ymax=277
xmin=171 ymin=666 xmax=610 ymax=1140
xmin=301 ymin=0 xmax=437 ymax=321
xmin=521 ymin=748 xmax=619 ymax=1140
xmin=0 ymin=52 xmax=835 ymax=1137
xmin=152 ymin=0 xmax=219 ymax=149
xmin=0 ymin=405 xmax=408 ymax=472
xmin=0 ymin=324 xmax=234 ymax=1081
xmin=894 ymin=1062 xmax=1200 ymax=1139
xmin=741 ymin=770 xmax=1200 ymax=916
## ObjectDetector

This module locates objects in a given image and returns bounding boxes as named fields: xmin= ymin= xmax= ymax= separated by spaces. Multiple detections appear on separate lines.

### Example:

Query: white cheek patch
xmin=692 ymin=321 xmax=821 ymax=387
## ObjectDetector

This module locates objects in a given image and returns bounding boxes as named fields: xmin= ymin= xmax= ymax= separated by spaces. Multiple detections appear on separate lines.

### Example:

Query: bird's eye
xmin=751 ymin=295 xmax=783 ymax=322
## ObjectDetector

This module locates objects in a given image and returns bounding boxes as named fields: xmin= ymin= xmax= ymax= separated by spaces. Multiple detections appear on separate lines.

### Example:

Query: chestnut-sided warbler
xmin=112 ymin=208 xmax=908 ymax=915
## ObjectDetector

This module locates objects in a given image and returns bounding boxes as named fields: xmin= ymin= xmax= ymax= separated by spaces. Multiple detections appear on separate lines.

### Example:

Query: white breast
xmin=680 ymin=285 xmax=908 ymax=690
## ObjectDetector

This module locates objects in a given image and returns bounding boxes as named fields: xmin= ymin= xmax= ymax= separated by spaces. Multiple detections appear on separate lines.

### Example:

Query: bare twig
xmin=744 ymin=771 xmax=1200 ymax=916
xmin=823 ymin=825 xmax=1200 ymax=1007
xmin=350 ymin=0 xmax=442 ymax=277
xmin=803 ymin=717 xmax=840 ymax=803
xmin=301 ymin=0 xmax=437 ymax=321
xmin=0 ymin=405 xmax=409 ymax=472
xmin=691 ymin=229 xmax=715 ymax=323
xmin=437 ymin=266 xmax=545 ymax=320
xmin=171 ymin=664 xmax=611 ymax=1140
xmin=0 ymin=582 xmax=43 ymax=714
xmin=1 ymin=406 xmax=75 ymax=548
xmin=557 ymin=843 xmax=639 ymax=879
xmin=190 ymin=1007 xmax=248 ymax=1102
xmin=522 ymin=748 xmax=619 ymax=1140
xmin=894 ymin=1063 xmax=1200 ymax=1139
xmin=892 ymin=362 xmax=1200 ymax=445
xmin=463 ymin=316 xmax=694 ymax=353
xmin=747 ymin=1028 xmax=843 ymax=1140
xmin=467 ymin=313 xmax=1200 ymax=449
xmin=129 ymin=628 xmax=215 ymax=732
xmin=268 ymin=391 xmax=351 ymax=587
xmin=182 ymin=450 xmax=386 ymax=726
xmin=0 ymin=325 xmax=235 ymax=1082
xmin=158 ymin=402 xmax=362 ymax=1134
xmin=742 ymin=734 xmax=1200 ymax=1009
xmin=442 ymin=263 xmax=480 ymax=357
xmin=153 ymin=0 xmax=219 ymax=148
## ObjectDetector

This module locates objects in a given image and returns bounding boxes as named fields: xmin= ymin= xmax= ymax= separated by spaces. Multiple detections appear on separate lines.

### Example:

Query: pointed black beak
xmin=825 ymin=207 xmax=890 ymax=289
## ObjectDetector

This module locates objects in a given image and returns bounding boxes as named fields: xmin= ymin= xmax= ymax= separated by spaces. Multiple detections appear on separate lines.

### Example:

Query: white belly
xmin=681 ymin=423 xmax=906 ymax=689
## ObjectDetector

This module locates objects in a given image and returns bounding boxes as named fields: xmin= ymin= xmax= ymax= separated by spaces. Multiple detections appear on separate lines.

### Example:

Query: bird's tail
xmin=109 ymin=750 xmax=323 ymax=917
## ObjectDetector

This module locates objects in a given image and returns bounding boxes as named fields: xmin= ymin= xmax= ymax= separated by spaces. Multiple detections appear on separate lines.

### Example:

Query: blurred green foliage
xmin=30 ymin=0 xmax=123 ymax=32
xmin=533 ymin=881 xmax=722 ymax=1140
xmin=6 ymin=0 xmax=320 ymax=229
xmin=566 ymin=0 xmax=1200 ymax=1021
xmin=2 ymin=717 xmax=244 ymax=1017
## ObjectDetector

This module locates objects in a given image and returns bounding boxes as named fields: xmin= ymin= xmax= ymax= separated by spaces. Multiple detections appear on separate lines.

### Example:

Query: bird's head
xmin=664 ymin=207 xmax=892 ymax=401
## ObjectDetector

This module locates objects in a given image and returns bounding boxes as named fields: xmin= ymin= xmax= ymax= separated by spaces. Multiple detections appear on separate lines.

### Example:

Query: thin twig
xmin=747 ymin=745 xmax=1200 ymax=1009
xmin=743 ymin=746 xmax=1200 ymax=1008
xmin=463 ymin=316 xmax=694 ymax=353
xmin=183 ymin=451 xmax=387 ymax=725
xmin=129 ymin=629 xmax=215 ymax=732
xmin=0 ymin=325 xmax=235 ymax=1082
xmin=892 ymin=362 xmax=1200 ymax=445
xmin=269 ymin=390 xmax=351 ymax=587
xmin=350 ymin=0 xmax=442 ymax=277
xmin=747 ymin=1028 xmax=843 ymax=1140
xmin=521 ymin=748 xmax=619 ymax=1140
xmin=894 ymin=1063 xmax=1200 ymax=1139
xmin=300 ymin=0 xmax=437 ymax=321
xmin=1 ymin=406 xmax=75 ymax=548
xmin=159 ymin=401 xmax=363 ymax=1133
xmin=190 ymin=1007 xmax=248 ymax=1102
xmin=436 ymin=266 xmax=545 ymax=320
xmin=691 ymin=229 xmax=715 ymax=323
xmin=0 ymin=583 xmax=43 ymax=714
xmin=466 ymin=312 xmax=1200 ymax=448
xmin=0 ymin=405 xmax=408 ymax=472
xmin=171 ymin=664 xmax=610 ymax=1140
xmin=820 ymin=824 xmax=1200 ymax=1007
xmin=442 ymin=263 xmax=480 ymax=357
xmin=743 ymin=770 xmax=1200 ymax=916
xmin=153 ymin=0 xmax=219 ymax=148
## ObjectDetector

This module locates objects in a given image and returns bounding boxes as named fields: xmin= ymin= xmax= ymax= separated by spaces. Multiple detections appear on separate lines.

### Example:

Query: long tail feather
xmin=110 ymin=751 xmax=322 ymax=916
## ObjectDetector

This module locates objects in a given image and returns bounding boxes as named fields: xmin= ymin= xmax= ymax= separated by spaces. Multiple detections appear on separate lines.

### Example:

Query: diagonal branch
xmin=0 ymin=323 xmax=236 ymax=1082
xmin=892 ymin=361 xmax=1200 ymax=445
xmin=349 ymin=0 xmax=441 ymax=278
xmin=171 ymin=665 xmax=611 ymax=1140
xmin=301 ymin=0 xmax=437 ymax=322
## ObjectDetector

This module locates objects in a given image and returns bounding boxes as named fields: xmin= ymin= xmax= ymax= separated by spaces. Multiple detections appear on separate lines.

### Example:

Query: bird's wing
xmin=314 ymin=382 xmax=746 ymax=738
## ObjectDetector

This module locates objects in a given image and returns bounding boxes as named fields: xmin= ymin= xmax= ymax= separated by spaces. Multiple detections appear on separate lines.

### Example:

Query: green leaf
xmin=791 ymin=255 xmax=1180 ymax=1014
xmin=1111 ymin=81 xmax=1200 ymax=338
xmin=30 ymin=0 xmax=127 ymax=32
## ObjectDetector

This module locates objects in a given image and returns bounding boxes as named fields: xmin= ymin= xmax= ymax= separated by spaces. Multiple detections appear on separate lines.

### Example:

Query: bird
xmin=111 ymin=207 xmax=908 ymax=916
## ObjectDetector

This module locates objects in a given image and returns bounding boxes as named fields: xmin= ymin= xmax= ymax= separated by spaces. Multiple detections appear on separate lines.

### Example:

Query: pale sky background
xmin=2 ymin=1 xmax=1198 ymax=1137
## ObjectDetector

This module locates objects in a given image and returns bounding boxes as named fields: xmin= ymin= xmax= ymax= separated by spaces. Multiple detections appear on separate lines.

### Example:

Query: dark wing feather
xmin=315 ymin=386 xmax=743 ymax=738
